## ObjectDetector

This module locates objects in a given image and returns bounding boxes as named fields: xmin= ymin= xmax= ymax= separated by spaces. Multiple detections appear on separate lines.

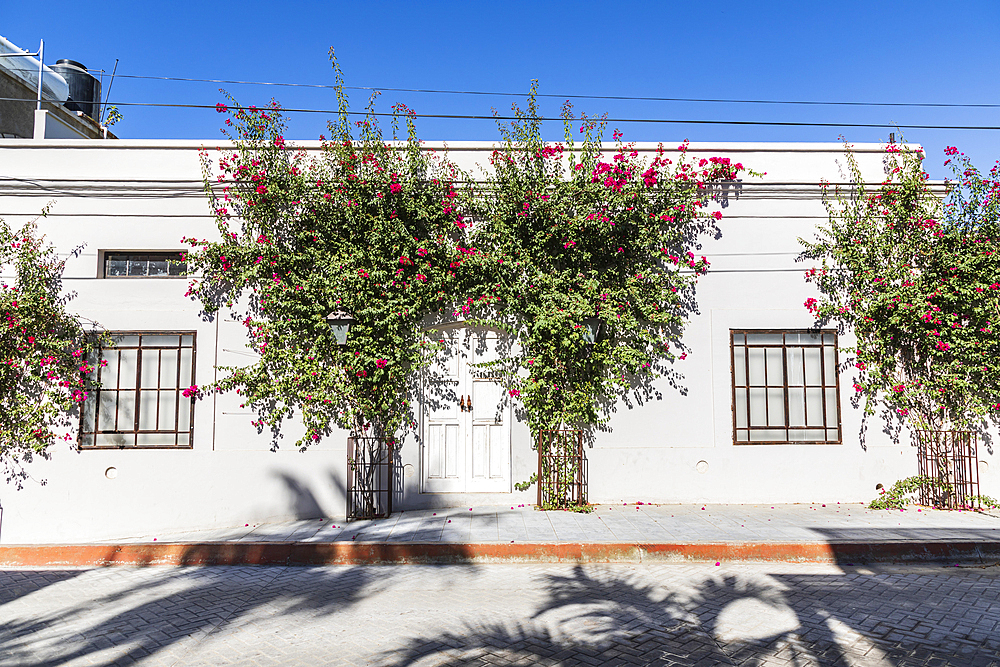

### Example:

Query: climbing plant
xmin=868 ymin=476 xmax=998 ymax=510
xmin=802 ymin=140 xmax=1000 ymax=432
xmin=470 ymin=84 xmax=757 ymax=444
xmin=0 ymin=213 xmax=105 ymax=485
xmin=184 ymin=54 xmax=480 ymax=448
xmin=186 ymin=63 xmax=759 ymax=490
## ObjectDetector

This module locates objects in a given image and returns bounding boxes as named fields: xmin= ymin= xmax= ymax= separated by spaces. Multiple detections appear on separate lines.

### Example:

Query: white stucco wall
xmin=0 ymin=139 xmax=994 ymax=543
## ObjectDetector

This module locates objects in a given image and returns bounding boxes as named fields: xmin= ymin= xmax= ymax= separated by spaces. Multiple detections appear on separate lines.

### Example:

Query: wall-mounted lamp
xmin=326 ymin=310 xmax=356 ymax=345
xmin=580 ymin=318 xmax=602 ymax=345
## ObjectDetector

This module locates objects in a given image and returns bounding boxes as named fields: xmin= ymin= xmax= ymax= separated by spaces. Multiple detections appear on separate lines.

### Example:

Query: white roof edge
xmin=0 ymin=139 xmax=917 ymax=153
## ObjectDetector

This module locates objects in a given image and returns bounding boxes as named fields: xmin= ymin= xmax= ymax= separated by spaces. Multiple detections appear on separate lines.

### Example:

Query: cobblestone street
xmin=2 ymin=562 xmax=998 ymax=666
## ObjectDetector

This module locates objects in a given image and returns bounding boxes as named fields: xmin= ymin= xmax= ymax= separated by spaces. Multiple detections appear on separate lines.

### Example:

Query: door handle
xmin=466 ymin=394 xmax=473 ymax=412
xmin=459 ymin=395 xmax=467 ymax=412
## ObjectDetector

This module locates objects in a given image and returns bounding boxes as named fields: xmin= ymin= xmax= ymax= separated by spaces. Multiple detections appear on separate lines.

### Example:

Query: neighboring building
xmin=0 ymin=34 xmax=113 ymax=140
xmin=0 ymin=139 xmax=993 ymax=544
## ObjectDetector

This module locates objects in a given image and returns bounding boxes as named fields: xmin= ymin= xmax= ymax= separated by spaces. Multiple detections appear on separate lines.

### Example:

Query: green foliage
xmin=103 ymin=106 xmax=123 ymax=128
xmin=802 ymin=140 xmax=1000 ymax=431
xmin=185 ymin=55 xmax=478 ymax=447
xmin=0 ymin=213 xmax=105 ymax=485
xmin=188 ymin=63 xmax=758 ymax=463
xmin=868 ymin=475 xmax=999 ymax=510
xmin=513 ymin=473 xmax=537 ymax=493
xmin=868 ymin=475 xmax=945 ymax=509
xmin=468 ymin=89 xmax=758 ymax=497
xmin=471 ymin=84 xmax=757 ymax=437
xmin=971 ymin=494 xmax=1000 ymax=509
xmin=540 ymin=502 xmax=595 ymax=513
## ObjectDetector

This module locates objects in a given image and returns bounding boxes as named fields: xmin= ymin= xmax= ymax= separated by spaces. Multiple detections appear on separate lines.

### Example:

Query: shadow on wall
xmin=273 ymin=469 xmax=348 ymax=521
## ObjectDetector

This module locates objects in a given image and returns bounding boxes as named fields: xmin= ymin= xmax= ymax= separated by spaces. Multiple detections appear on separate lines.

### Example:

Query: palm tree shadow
xmin=377 ymin=565 xmax=1000 ymax=667
xmin=689 ymin=573 xmax=852 ymax=667
xmin=0 ymin=565 xmax=374 ymax=667
xmin=378 ymin=565 xmax=725 ymax=666
xmin=0 ymin=570 xmax=84 ymax=606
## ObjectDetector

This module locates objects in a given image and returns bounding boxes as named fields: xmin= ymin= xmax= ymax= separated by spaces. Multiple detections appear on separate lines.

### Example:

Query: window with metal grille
xmin=102 ymin=252 xmax=186 ymax=277
xmin=79 ymin=333 xmax=196 ymax=449
xmin=731 ymin=330 xmax=841 ymax=444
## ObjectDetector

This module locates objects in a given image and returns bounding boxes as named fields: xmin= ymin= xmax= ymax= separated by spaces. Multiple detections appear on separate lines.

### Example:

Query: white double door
xmin=421 ymin=326 xmax=510 ymax=493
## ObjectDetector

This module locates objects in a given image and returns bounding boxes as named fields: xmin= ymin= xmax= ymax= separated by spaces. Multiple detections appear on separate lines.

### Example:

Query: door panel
xmin=422 ymin=331 xmax=466 ymax=492
xmin=471 ymin=423 xmax=505 ymax=481
xmin=427 ymin=424 xmax=444 ymax=479
xmin=421 ymin=326 xmax=511 ymax=493
xmin=472 ymin=424 xmax=488 ymax=479
xmin=467 ymin=331 xmax=509 ymax=491
xmin=488 ymin=424 xmax=505 ymax=479
xmin=444 ymin=424 xmax=460 ymax=478
xmin=426 ymin=423 xmax=460 ymax=481
xmin=472 ymin=381 xmax=501 ymax=422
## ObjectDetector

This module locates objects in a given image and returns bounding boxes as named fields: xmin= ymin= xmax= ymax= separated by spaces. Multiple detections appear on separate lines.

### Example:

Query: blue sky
xmin=4 ymin=0 xmax=999 ymax=178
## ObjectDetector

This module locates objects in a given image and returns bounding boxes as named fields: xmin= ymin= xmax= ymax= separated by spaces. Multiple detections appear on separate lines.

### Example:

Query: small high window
xmin=102 ymin=251 xmax=186 ymax=278
xmin=79 ymin=332 xmax=196 ymax=449
xmin=731 ymin=330 xmax=841 ymax=444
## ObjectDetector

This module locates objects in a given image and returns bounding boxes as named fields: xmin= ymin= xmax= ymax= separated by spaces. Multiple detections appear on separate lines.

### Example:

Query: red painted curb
xmin=1 ymin=541 xmax=998 ymax=567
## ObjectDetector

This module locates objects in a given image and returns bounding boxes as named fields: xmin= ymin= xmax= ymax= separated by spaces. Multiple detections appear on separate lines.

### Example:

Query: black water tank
xmin=51 ymin=59 xmax=102 ymax=120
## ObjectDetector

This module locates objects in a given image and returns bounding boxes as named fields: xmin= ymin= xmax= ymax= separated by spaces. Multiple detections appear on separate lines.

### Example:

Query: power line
xmin=2 ymin=97 xmax=999 ymax=131
xmin=76 ymin=72 xmax=1000 ymax=110
xmin=1 ymin=267 xmax=831 ymax=281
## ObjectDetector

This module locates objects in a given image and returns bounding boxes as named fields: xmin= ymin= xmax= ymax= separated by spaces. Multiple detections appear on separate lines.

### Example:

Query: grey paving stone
xmin=8 ymin=562 xmax=1000 ymax=666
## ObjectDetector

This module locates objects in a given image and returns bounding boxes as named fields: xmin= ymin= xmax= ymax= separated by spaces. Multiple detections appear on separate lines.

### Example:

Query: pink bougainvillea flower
xmin=375 ymin=359 xmax=388 ymax=369
xmin=182 ymin=385 xmax=199 ymax=398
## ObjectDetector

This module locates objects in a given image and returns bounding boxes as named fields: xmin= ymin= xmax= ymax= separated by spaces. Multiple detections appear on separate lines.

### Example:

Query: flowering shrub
xmin=187 ymin=63 xmax=758 ymax=475
xmin=869 ymin=475 xmax=998 ymax=510
xmin=802 ymin=140 xmax=1000 ymax=431
xmin=0 ymin=214 xmax=105 ymax=485
xmin=868 ymin=475 xmax=948 ymax=509
xmin=185 ymin=55 xmax=478 ymax=446
xmin=471 ymin=85 xmax=757 ymax=441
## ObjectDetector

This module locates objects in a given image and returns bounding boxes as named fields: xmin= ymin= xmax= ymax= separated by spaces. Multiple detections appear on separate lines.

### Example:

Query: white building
xmin=1 ymin=139 xmax=991 ymax=544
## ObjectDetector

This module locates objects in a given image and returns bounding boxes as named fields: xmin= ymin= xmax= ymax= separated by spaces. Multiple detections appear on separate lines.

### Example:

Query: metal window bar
xmin=347 ymin=436 xmax=393 ymax=520
xmin=537 ymin=429 xmax=587 ymax=508
xmin=80 ymin=332 xmax=196 ymax=449
xmin=915 ymin=430 xmax=980 ymax=508
xmin=731 ymin=330 xmax=842 ymax=444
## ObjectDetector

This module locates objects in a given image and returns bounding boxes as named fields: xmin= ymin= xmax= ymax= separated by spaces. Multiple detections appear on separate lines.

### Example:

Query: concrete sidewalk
xmin=2 ymin=502 xmax=999 ymax=566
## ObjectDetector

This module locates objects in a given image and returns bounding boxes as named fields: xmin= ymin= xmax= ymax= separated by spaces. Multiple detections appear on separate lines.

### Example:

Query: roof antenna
xmin=100 ymin=58 xmax=118 ymax=124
